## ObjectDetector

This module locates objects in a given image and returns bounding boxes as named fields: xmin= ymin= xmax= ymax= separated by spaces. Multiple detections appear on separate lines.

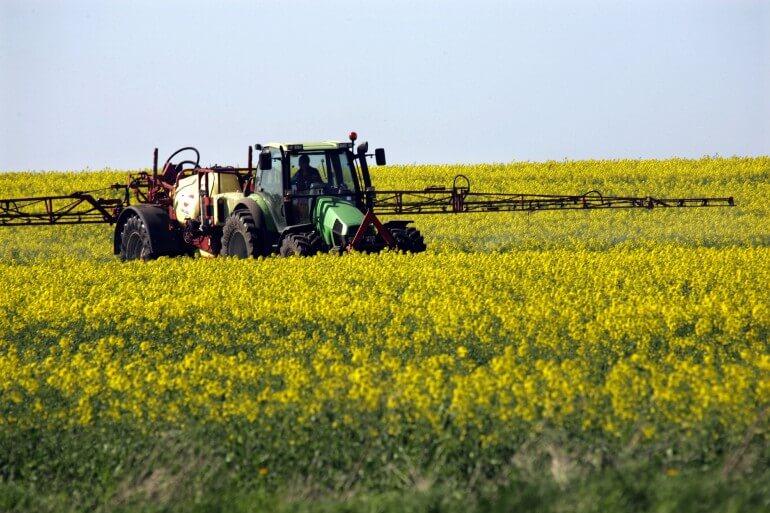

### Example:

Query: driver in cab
xmin=292 ymin=154 xmax=323 ymax=192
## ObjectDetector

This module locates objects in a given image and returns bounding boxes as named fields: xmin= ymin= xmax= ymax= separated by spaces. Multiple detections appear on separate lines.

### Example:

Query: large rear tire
xmin=279 ymin=233 xmax=318 ymax=257
xmin=391 ymin=226 xmax=427 ymax=253
xmin=120 ymin=216 xmax=155 ymax=261
xmin=221 ymin=210 xmax=264 ymax=258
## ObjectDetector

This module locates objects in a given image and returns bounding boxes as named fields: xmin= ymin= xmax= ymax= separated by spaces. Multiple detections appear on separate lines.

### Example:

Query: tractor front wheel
xmin=120 ymin=216 xmax=155 ymax=261
xmin=221 ymin=210 xmax=263 ymax=258
xmin=279 ymin=233 xmax=318 ymax=257
xmin=391 ymin=226 xmax=427 ymax=253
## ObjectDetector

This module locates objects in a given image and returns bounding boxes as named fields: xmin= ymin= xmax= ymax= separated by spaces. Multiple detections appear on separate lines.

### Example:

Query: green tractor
xmin=112 ymin=134 xmax=425 ymax=260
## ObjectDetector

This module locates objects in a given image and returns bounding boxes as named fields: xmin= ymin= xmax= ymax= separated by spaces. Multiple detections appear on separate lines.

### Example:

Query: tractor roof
xmin=266 ymin=141 xmax=346 ymax=151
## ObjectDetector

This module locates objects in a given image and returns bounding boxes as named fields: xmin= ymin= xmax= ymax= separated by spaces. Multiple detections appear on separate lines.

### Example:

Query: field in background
xmin=0 ymin=158 xmax=768 ymax=512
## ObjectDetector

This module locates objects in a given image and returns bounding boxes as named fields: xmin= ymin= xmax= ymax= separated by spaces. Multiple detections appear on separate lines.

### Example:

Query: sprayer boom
xmin=372 ymin=176 xmax=734 ymax=215
xmin=0 ymin=185 xmax=128 ymax=226
xmin=0 ymin=140 xmax=737 ymax=260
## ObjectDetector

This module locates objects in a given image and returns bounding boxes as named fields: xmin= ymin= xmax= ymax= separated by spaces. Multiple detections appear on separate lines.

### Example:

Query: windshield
xmin=289 ymin=150 xmax=358 ymax=194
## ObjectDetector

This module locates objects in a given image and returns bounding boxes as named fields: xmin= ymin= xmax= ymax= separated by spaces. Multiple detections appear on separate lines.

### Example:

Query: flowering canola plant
xmin=0 ymin=157 xmax=767 ymax=456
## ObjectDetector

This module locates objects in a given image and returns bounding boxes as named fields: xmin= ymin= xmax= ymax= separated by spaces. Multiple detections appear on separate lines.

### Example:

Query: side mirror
xmin=357 ymin=141 xmax=369 ymax=156
xmin=375 ymin=148 xmax=386 ymax=166
xmin=259 ymin=151 xmax=272 ymax=170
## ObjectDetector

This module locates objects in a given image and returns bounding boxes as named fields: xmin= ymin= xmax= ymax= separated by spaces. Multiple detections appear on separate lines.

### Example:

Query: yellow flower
xmin=0 ymin=157 xmax=766 ymax=452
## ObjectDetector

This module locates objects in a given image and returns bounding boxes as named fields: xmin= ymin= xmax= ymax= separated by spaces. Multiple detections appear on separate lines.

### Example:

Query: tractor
xmin=0 ymin=132 xmax=735 ymax=259
xmin=114 ymin=134 xmax=423 ymax=260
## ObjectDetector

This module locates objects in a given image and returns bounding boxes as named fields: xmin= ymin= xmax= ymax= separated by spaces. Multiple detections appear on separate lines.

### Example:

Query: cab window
xmin=289 ymin=153 xmax=329 ymax=192
xmin=288 ymin=151 xmax=358 ymax=192
xmin=259 ymin=148 xmax=283 ymax=195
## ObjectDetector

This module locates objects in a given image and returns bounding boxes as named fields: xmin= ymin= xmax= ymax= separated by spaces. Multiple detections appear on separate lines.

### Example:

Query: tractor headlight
xmin=332 ymin=219 xmax=347 ymax=247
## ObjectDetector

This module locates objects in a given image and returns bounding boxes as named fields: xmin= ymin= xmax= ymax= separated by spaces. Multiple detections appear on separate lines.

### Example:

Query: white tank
xmin=173 ymin=173 xmax=241 ymax=223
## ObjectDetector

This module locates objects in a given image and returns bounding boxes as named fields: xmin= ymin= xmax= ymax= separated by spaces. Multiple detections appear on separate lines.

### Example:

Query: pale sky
xmin=1 ymin=0 xmax=768 ymax=170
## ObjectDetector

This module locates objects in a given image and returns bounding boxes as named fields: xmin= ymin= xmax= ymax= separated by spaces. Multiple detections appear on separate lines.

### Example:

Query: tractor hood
xmin=313 ymin=196 xmax=365 ymax=247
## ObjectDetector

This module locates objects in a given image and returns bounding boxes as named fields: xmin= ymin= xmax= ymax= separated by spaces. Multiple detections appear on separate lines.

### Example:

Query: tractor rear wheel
xmin=279 ymin=233 xmax=318 ymax=257
xmin=120 ymin=216 xmax=155 ymax=261
xmin=391 ymin=226 xmax=427 ymax=253
xmin=221 ymin=210 xmax=263 ymax=258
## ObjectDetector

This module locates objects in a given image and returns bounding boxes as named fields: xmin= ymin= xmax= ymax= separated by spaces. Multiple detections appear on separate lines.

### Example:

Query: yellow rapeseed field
xmin=0 ymin=157 xmax=768 ymax=454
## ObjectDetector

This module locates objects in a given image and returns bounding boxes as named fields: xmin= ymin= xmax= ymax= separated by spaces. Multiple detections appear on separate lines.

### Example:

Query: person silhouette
xmin=293 ymin=154 xmax=323 ymax=191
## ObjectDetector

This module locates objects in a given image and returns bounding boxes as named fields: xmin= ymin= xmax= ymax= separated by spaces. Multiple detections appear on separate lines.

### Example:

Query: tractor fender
xmin=231 ymin=198 xmax=276 ymax=254
xmin=281 ymin=223 xmax=314 ymax=237
xmin=276 ymin=223 xmax=316 ymax=251
xmin=113 ymin=205 xmax=180 ymax=256
xmin=383 ymin=219 xmax=414 ymax=230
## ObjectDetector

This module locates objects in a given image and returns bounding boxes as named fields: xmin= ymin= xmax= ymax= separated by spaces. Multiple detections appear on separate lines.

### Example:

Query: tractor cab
xmin=255 ymin=139 xmax=382 ymax=227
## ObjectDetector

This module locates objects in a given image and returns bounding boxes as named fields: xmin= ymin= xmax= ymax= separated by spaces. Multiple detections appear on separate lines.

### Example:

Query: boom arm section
xmin=372 ymin=175 xmax=735 ymax=215
xmin=0 ymin=185 xmax=128 ymax=226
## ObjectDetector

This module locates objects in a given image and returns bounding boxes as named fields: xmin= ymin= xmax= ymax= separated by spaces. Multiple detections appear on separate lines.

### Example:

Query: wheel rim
xmin=125 ymin=232 xmax=144 ymax=260
xmin=228 ymin=232 xmax=248 ymax=258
